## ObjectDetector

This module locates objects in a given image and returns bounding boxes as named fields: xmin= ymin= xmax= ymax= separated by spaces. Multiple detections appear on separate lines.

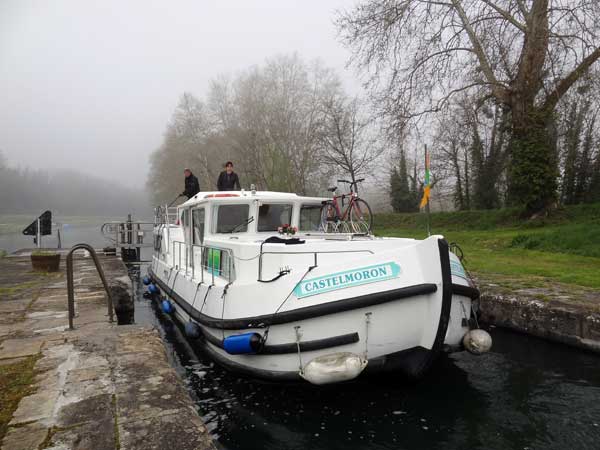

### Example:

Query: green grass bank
xmin=0 ymin=354 xmax=39 ymax=443
xmin=374 ymin=203 xmax=600 ymax=289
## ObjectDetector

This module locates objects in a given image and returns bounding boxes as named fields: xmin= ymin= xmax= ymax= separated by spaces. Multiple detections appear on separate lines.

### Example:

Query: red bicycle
xmin=320 ymin=179 xmax=373 ymax=234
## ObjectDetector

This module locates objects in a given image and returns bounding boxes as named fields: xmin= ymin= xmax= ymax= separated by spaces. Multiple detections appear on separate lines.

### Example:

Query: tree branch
xmin=481 ymin=0 xmax=527 ymax=32
xmin=542 ymin=46 xmax=600 ymax=111
xmin=450 ymin=0 xmax=509 ymax=103
xmin=515 ymin=0 xmax=530 ymax=21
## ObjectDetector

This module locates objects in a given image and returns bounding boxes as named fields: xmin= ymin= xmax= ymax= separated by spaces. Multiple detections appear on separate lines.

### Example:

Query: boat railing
xmin=154 ymin=205 xmax=179 ymax=226
xmin=172 ymin=240 xmax=188 ymax=273
xmin=101 ymin=221 xmax=155 ymax=249
xmin=258 ymin=249 xmax=374 ymax=281
xmin=172 ymin=240 xmax=235 ymax=285
xmin=192 ymin=244 xmax=235 ymax=285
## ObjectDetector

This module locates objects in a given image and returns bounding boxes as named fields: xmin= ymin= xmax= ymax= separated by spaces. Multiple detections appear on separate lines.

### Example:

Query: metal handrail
xmin=101 ymin=221 xmax=155 ymax=248
xmin=154 ymin=205 xmax=179 ymax=226
xmin=171 ymin=240 xmax=235 ymax=284
xmin=191 ymin=243 xmax=235 ymax=284
xmin=172 ymin=240 xmax=188 ymax=273
xmin=66 ymin=243 xmax=114 ymax=329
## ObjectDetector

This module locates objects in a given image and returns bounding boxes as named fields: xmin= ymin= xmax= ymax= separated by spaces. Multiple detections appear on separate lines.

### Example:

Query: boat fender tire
xmin=301 ymin=352 xmax=368 ymax=385
xmin=185 ymin=322 xmax=201 ymax=339
xmin=223 ymin=332 xmax=263 ymax=355
xmin=463 ymin=329 xmax=492 ymax=355
xmin=161 ymin=299 xmax=175 ymax=314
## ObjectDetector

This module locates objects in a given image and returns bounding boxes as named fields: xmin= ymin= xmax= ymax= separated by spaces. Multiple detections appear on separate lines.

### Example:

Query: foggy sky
xmin=0 ymin=0 xmax=362 ymax=188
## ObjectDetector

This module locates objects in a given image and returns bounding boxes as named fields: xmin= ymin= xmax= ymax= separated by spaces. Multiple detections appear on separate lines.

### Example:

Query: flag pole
xmin=425 ymin=145 xmax=431 ymax=237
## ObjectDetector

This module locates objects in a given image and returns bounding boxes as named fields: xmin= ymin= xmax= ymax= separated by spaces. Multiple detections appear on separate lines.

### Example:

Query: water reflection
xmin=133 ymin=273 xmax=600 ymax=450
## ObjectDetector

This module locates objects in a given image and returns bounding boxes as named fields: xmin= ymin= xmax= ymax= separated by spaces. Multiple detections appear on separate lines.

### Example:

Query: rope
xmin=451 ymin=242 xmax=480 ymax=329
xmin=167 ymin=270 xmax=178 ymax=301
xmin=449 ymin=242 xmax=477 ymax=286
xmin=261 ymin=265 xmax=315 ymax=346
xmin=187 ymin=282 xmax=202 ymax=324
xmin=294 ymin=326 xmax=304 ymax=374
xmin=232 ymin=253 xmax=261 ymax=261
xmin=220 ymin=284 xmax=228 ymax=341
xmin=271 ymin=266 xmax=314 ymax=317
xmin=364 ymin=312 xmax=372 ymax=359
xmin=198 ymin=285 xmax=212 ymax=315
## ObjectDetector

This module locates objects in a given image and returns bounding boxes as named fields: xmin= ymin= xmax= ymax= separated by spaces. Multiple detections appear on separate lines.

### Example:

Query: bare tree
xmin=149 ymin=54 xmax=348 ymax=202
xmin=337 ymin=0 xmax=600 ymax=213
xmin=171 ymin=92 xmax=214 ymax=189
xmin=555 ymin=73 xmax=600 ymax=204
xmin=147 ymin=93 xmax=215 ymax=204
xmin=432 ymin=110 xmax=471 ymax=210
xmin=317 ymin=96 xmax=384 ymax=191
xmin=207 ymin=54 xmax=340 ymax=194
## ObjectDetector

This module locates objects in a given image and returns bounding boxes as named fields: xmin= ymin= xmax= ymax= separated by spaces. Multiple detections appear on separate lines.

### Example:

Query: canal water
xmin=128 ymin=266 xmax=600 ymax=450
xmin=0 ymin=221 xmax=122 ymax=254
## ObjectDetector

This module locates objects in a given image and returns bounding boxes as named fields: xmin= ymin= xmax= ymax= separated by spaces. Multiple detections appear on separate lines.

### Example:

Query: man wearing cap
xmin=182 ymin=168 xmax=200 ymax=199
xmin=217 ymin=161 xmax=241 ymax=191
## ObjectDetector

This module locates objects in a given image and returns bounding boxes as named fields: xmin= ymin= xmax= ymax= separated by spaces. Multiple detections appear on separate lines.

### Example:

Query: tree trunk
xmin=464 ymin=155 xmax=470 ymax=210
xmin=451 ymin=151 xmax=464 ymax=210
xmin=350 ymin=171 xmax=358 ymax=194
xmin=507 ymin=108 xmax=558 ymax=213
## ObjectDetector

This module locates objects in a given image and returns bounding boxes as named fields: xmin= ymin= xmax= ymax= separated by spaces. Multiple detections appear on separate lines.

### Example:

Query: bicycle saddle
xmin=327 ymin=187 xmax=337 ymax=192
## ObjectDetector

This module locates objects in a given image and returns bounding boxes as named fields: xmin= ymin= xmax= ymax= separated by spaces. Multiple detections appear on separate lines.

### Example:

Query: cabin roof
xmin=181 ymin=190 xmax=328 ymax=207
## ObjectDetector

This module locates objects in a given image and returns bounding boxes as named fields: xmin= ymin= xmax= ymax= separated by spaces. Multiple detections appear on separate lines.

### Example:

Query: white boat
xmin=147 ymin=190 xmax=488 ymax=384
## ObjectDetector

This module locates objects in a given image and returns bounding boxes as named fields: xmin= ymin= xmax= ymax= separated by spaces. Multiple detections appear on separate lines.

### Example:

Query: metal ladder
xmin=66 ymin=243 xmax=114 ymax=329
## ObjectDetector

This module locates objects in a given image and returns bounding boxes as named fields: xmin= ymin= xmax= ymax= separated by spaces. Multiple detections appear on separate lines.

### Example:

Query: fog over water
xmin=0 ymin=0 xmax=361 ymax=188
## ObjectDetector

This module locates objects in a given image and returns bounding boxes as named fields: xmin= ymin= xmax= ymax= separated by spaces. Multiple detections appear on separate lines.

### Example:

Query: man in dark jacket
xmin=217 ymin=161 xmax=241 ymax=191
xmin=182 ymin=168 xmax=200 ymax=199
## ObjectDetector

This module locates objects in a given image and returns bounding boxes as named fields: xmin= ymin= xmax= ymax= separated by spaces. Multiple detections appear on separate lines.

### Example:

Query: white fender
xmin=301 ymin=352 xmax=368 ymax=385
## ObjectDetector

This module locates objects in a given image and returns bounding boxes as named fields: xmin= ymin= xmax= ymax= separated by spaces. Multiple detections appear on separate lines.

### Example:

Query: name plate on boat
xmin=449 ymin=258 xmax=468 ymax=280
xmin=294 ymin=262 xmax=401 ymax=298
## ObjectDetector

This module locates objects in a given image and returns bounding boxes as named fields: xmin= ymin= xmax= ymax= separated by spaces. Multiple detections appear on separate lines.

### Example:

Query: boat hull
xmin=148 ymin=238 xmax=474 ymax=382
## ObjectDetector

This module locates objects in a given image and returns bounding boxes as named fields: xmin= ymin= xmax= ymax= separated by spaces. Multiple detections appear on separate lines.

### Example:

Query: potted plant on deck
xmin=31 ymin=250 xmax=61 ymax=272
xmin=277 ymin=224 xmax=298 ymax=238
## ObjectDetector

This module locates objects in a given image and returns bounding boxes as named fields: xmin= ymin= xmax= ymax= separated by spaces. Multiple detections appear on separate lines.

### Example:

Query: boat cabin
xmin=154 ymin=191 xmax=375 ymax=286
xmin=175 ymin=191 xmax=328 ymax=245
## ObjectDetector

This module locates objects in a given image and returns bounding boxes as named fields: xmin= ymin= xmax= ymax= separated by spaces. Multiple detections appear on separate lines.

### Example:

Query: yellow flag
xmin=420 ymin=185 xmax=430 ymax=208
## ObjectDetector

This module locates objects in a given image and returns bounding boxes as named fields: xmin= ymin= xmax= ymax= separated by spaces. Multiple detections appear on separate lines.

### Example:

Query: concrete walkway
xmin=0 ymin=252 xmax=215 ymax=450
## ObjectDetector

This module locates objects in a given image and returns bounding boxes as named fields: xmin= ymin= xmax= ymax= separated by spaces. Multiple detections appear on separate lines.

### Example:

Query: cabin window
xmin=257 ymin=204 xmax=293 ymax=232
xmin=214 ymin=204 xmax=250 ymax=233
xmin=299 ymin=204 xmax=323 ymax=231
xmin=192 ymin=208 xmax=205 ymax=245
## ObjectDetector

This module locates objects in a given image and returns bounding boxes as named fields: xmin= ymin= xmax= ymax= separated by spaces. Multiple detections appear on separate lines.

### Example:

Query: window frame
xmin=256 ymin=202 xmax=295 ymax=233
xmin=191 ymin=207 xmax=205 ymax=245
xmin=211 ymin=203 xmax=251 ymax=234
xmin=298 ymin=202 xmax=324 ymax=232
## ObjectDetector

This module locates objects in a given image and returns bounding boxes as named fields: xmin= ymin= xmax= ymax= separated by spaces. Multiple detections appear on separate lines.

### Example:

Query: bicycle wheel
xmin=349 ymin=198 xmax=373 ymax=233
xmin=320 ymin=202 xmax=337 ymax=233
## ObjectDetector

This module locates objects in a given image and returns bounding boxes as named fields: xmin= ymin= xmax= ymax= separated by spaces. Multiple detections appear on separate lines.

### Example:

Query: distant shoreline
xmin=0 ymin=214 xmax=151 ymax=235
